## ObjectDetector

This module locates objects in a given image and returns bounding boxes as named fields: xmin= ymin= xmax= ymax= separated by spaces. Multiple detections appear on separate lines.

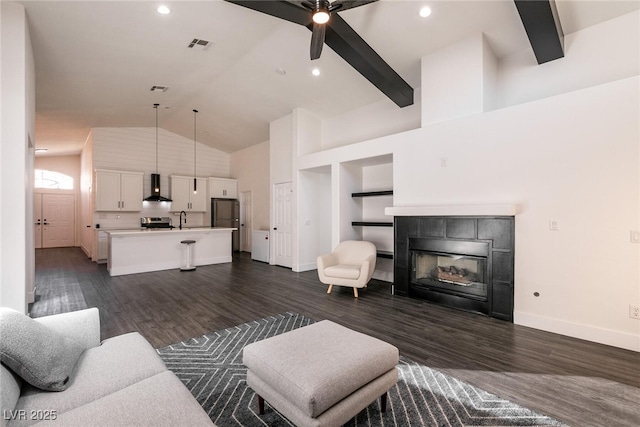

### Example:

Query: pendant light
xmin=144 ymin=104 xmax=172 ymax=201
xmin=154 ymin=104 xmax=160 ymax=194
xmin=193 ymin=109 xmax=198 ymax=194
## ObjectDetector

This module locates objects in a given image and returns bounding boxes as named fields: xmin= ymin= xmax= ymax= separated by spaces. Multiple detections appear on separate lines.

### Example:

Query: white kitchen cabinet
xmin=209 ymin=177 xmax=238 ymax=199
xmin=170 ymin=176 xmax=207 ymax=211
xmin=95 ymin=170 xmax=143 ymax=211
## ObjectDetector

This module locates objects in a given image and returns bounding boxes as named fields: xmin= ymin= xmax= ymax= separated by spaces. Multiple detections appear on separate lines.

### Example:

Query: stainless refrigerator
xmin=211 ymin=198 xmax=240 ymax=251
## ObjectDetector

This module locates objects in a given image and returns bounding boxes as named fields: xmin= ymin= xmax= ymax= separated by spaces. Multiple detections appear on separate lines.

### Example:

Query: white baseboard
xmin=372 ymin=270 xmax=393 ymax=283
xmin=515 ymin=311 xmax=640 ymax=352
xmin=293 ymin=263 xmax=317 ymax=273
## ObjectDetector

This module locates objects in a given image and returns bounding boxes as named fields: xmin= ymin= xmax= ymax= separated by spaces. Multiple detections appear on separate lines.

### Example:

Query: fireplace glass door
xmin=411 ymin=251 xmax=487 ymax=300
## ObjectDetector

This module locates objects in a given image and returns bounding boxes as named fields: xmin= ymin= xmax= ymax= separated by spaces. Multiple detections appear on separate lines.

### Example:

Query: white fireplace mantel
xmin=384 ymin=204 xmax=518 ymax=217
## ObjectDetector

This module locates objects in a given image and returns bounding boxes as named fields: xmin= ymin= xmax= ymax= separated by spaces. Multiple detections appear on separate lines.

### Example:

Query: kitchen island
xmin=106 ymin=227 xmax=236 ymax=276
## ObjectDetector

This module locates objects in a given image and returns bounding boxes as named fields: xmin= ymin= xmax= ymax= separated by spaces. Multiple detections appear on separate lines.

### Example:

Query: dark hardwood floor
xmin=32 ymin=247 xmax=640 ymax=426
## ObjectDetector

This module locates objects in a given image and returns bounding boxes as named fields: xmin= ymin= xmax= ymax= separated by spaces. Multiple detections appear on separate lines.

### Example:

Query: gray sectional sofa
xmin=0 ymin=307 xmax=214 ymax=426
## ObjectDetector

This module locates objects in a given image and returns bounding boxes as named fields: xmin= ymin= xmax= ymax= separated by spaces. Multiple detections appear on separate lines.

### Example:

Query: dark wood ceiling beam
xmin=227 ymin=0 xmax=310 ymax=26
xmin=322 ymin=14 xmax=413 ymax=107
xmin=225 ymin=0 xmax=414 ymax=108
xmin=514 ymin=0 xmax=564 ymax=64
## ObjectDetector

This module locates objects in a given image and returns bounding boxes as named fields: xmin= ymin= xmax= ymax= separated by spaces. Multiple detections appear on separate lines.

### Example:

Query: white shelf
xmin=385 ymin=204 xmax=518 ymax=217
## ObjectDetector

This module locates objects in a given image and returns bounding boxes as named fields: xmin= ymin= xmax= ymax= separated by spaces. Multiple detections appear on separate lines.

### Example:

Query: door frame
xmin=34 ymin=192 xmax=76 ymax=249
xmin=272 ymin=181 xmax=293 ymax=268
xmin=239 ymin=190 xmax=253 ymax=252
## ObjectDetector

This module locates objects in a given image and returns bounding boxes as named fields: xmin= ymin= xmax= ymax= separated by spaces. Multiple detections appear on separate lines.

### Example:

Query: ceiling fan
xmin=225 ymin=0 xmax=414 ymax=108
xmin=290 ymin=0 xmax=379 ymax=60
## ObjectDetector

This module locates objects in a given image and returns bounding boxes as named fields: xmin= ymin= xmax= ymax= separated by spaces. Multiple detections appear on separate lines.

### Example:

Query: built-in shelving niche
xmin=340 ymin=156 xmax=394 ymax=283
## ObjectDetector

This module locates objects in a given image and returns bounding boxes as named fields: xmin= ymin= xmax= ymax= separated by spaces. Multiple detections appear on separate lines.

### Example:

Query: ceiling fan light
xmin=312 ymin=10 xmax=330 ymax=24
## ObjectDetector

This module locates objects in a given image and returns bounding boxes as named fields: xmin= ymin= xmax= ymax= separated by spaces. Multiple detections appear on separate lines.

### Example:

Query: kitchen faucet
xmin=179 ymin=211 xmax=187 ymax=230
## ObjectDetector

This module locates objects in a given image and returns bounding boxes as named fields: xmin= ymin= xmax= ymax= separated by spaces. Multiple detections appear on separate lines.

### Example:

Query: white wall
xmin=270 ymin=115 xmax=293 ymax=185
xmin=89 ymin=127 xmax=230 ymax=231
xmin=498 ymin=10 xmax=639 ymax=108
xmin=396 ymin=76 xmax=639 ymax=350
xmin=290 ymin=12 xmax=640 ymax=350
xmin=80 ymin=132 xmax=94 ymax=256
xmin=0 ymin=2 xmax=35 ymax=312
xmin=321 ymin=96 xmax=420 ymax=151
xmin=421 ymin=33 xmax=497 ymax=126
xmin=230 ymin=140 xmax=270 ymax=231
xmin=297 ymin=168 xmax=332 ymax=270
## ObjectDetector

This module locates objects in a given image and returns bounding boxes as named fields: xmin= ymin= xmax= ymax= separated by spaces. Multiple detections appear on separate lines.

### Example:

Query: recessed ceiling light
xmin=35 ymin=148 xmax=48 ymax=153
xmin=419 ymin=6 xmax=432 ymax=18
xmin=157 ymin=5 xmax=171 ymax=15
xmin=311 ymin=68 xmax=321 ymax=77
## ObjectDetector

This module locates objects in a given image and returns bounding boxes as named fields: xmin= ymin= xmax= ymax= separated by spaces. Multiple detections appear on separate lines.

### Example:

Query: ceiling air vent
xmin=188 ymin=38 xmax=211 ymax=49
xmin=150 ymin=85 xmax=170 ymax=92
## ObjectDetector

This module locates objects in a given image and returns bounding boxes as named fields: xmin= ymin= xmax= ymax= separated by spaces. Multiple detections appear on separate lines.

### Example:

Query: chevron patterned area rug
xmin=157 ymin=313 xmax=565 ymax=426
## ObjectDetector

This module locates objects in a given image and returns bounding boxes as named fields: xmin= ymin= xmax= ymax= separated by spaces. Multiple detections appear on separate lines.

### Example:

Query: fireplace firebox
xmin=412 ymin=246 xmax=488 ymax=301
xmin=394 ymin=216 xmax=514 ymax=321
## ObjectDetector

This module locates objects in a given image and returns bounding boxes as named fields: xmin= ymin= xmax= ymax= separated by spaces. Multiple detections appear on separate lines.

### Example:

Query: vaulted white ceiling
xmin=21 ymin=0 xmax=639 ymax=155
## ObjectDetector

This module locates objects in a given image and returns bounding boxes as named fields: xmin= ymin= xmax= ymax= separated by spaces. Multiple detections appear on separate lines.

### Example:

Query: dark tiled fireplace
xmin=394 ymin=216 xmax=514 ymax=321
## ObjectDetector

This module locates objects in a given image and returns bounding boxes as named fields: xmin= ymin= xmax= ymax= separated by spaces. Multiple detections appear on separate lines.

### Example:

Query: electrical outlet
xmin=549 ymin=220 xmax=559 ymax=231
xmin=630 ymin=304 xmax=640 ymax=320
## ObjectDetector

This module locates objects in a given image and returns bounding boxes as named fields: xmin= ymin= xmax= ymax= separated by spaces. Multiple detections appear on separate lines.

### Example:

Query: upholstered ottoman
xmin=243 ymin=320 xmax=399 ymax=427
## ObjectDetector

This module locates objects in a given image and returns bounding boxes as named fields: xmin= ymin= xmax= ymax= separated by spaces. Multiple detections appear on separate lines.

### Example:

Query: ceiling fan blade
xmin=324 ymin=13 xmax=413 ymax=107
xmin=310 ymin=22 xmax=326 ymax=60
xmin=330 ymin=0 xmax=379 ymax=13
xmin=225 ymin=0 xmax=413 ymax=107
xmin=287 ymin=0 xmax=314 ymax=11
xmin=225 ymin=0 xmax=311 ymax=26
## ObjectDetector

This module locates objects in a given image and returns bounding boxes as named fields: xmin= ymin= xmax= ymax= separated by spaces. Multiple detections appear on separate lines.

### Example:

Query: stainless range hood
xmin=145 ymin=104 xmax=172 ymax=202
xmin=144 ymin=173 xmax=172 ymax=202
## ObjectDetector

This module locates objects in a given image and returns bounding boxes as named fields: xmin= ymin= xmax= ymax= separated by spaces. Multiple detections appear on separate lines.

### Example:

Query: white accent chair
xmin=317 ymin=240 xmax=377 ymax=298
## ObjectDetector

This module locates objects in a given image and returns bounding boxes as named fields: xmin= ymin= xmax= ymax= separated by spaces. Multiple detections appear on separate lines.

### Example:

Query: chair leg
xmin=327 ymin=284 xmax=333 ymax=294
xmin=258 ymin=395 xmax=265 ymax=415
xmin=380 ymin=391 xmax=388 ymax=412
xmin=353 ymin=287 xmax=358 ymax=298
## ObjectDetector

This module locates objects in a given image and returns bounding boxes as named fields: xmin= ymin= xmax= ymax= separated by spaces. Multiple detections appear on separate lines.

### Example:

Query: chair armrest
xmin=33 ymin=308 xmax=101 ymax=351
xmin=317 ymin=253 xmax=338 ymax=270
xmin=358 ymin=254 xmax=377 ymax=285
xmin=317 ymin=253 xmax=338 ymax=284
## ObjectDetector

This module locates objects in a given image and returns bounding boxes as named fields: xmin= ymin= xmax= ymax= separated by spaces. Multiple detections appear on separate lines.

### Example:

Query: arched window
xmin=35 ymin=169 xmax=74 ymax=190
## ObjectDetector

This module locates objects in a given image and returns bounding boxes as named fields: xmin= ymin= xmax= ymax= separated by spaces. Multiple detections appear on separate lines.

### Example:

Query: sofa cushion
xmin=13 ymin=332 xmax=167 ymax=425
xmin=1 ymin=364 xmax=22 ymax=427
xmin=0 ymin=308 xmax=84 ymax=392
xmin=33 ymin=371 xmax=215 ymax=426
xmin=33 ymin=308 xmax=100 ymax=351
xmin=243 ymin=320 xmax=399 ymax=418
xmin=323 ymin=264 xmax=361 ymax=280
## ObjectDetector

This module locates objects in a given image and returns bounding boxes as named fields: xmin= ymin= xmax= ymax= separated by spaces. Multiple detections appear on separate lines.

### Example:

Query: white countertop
xmin=106 ymin=227 xmax=236 ymax=237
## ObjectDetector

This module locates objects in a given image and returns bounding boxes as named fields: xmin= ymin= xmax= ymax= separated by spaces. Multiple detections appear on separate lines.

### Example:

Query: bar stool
xmin=180 ymin=239 xmax=196 ymax=271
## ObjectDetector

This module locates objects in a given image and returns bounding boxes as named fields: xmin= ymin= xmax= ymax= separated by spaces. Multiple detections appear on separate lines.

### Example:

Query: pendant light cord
xmin=193 ymin=109 xmax=198 ymax=193
xmin=154 ymin=104 xmax=159 ymax=174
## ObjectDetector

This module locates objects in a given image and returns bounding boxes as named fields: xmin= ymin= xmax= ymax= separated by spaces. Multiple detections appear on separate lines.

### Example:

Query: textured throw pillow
xmin=0 ymin=308 xmax=84 ymax=391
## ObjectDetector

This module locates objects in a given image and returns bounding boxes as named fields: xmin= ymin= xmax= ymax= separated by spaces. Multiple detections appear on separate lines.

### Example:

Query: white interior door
xmin=34 ymin=194 xmax=43 ymax=249
xmin=273 ymin=182 xmax=292 ymax=268
xmin=42 ymin=194 xmax=75 ymax=248
xmin=240 ymin=191 xmax=252 ymax=252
